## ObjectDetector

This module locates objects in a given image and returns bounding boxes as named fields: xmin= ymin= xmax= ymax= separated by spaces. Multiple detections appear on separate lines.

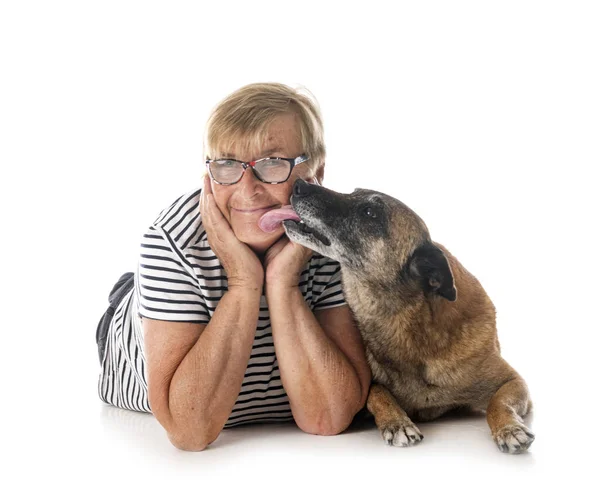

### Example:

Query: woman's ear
xmin=312 ymin=162 xmax=325 ymax=185
xmin=303 ymin=162 xmax=325 ymax=185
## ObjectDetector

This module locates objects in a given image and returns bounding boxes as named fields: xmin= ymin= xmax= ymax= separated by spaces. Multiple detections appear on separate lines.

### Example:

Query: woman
xmin=96 ymin=83 xmax=371 ymax=451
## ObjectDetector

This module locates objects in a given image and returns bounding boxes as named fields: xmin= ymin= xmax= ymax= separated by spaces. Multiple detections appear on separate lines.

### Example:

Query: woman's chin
xmin=235 ymin=224 xmax=284 ymax=255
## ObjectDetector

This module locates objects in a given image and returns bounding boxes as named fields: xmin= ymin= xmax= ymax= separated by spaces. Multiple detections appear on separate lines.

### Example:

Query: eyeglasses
xmin=205 ymin=154 xmax=309 ymax=185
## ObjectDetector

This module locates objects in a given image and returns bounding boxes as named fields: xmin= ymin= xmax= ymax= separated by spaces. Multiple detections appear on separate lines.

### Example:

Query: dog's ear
xmin=408 ymin=242 xmax=457 ymax=301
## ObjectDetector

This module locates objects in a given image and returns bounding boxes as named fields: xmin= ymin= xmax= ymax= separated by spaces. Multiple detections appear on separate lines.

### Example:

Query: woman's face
xmin=210 ymin=113 xmax=318 ymax=255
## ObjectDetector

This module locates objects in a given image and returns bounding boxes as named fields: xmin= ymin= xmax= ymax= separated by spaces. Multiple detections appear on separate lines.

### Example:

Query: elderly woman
xmin=96 ymin=83 xmax=371 ymax=451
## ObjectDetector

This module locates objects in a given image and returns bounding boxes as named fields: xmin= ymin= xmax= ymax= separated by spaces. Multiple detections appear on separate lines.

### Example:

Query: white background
xmin=1 ymin=1 xmax=599 ymax=497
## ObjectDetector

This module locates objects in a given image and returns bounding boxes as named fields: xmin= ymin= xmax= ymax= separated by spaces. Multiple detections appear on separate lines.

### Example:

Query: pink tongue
xmin=258 ymin=205 xmax=301 ymax=232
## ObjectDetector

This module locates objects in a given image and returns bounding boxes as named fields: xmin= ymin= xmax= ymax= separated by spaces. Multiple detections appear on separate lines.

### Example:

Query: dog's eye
xmin=364 ymin=207 xmax=377 ymax=218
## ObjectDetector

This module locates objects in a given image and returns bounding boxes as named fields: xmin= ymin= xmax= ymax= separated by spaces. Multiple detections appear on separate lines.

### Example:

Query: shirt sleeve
xmin=310 ymin=257 xmax=347 ymax=311
xmin=136 ymin=225 xmax=210 ymax=324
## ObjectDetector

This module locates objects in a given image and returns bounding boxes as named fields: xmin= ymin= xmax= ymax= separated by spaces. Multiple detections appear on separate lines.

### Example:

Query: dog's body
xmin=284 ymin=179 xmax=534 ymax=453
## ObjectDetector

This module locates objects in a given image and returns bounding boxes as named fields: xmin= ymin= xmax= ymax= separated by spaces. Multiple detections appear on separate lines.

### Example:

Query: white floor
xmin=3 ymin=2 xmax=599 ymax=497
xmin=18 ymin=257 xmax=589 ymax=499
xmin=7 ymin=330 xmax=596 ymax=499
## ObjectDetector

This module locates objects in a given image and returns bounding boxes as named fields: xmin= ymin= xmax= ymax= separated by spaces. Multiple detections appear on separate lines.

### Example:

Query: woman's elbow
xmin=167 ymin=427 xmax=219 ymax=452
xmin=297 ymin=410 xmax=354 ymax=436
xmin=300 ymin=421 xmax=350 ymax=436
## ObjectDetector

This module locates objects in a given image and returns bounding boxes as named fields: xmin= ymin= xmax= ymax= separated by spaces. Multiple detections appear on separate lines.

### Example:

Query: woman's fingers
xmin=201 ymin=176 xmax=237 ymax=247
xmin=206 ymin=194 xmax=229 ymax=241
xmin=200 ymin=175 xmax=212 ymax=213
xmin=199 ymin=175 xmax=264 ymax=287
xmin=200 ymin=175 xmax=208 ymax=217
xmin=203 ymin=172 xmax=213 ymax=195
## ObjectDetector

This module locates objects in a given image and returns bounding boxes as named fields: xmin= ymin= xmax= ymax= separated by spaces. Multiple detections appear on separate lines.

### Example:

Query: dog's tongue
xmin=258 ymin=205 xmax=300 ymax=232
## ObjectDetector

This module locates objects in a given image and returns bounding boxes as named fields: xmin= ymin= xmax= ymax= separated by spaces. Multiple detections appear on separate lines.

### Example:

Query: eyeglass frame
xmin=205 ymin=154 xmax=310 ymax=185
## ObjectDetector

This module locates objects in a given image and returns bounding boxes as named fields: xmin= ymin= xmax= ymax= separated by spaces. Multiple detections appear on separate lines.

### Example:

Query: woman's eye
xmin=261 ymin=159 xmax=285 ymax=169
xmin=365 ymin=207 xmax=377 ymax=218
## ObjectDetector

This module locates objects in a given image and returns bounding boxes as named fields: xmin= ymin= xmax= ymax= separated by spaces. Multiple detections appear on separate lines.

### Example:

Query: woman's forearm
xmin=168 ymin=286 xmax=261 ymax=448
xmin=266 ymin=286 xmax=364 ymax=435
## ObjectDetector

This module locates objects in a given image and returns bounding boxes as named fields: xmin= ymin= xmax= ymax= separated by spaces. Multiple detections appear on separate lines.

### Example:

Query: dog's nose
xmin=293 ymin=178 xmax=313 ymax=197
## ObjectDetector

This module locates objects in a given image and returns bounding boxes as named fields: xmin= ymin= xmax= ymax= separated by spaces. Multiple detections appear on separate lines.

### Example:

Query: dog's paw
xmin=379 ymin=419 xmax=424 ymax=447
xmin=493 ymin=424 xmax=535 ymax=454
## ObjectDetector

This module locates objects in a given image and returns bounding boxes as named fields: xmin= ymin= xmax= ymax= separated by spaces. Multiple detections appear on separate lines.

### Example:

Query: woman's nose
xmin=237 ymin=165 xmax=262 ymax=193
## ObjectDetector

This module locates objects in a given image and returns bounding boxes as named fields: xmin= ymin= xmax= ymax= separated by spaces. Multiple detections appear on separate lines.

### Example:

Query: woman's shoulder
xmin=152 ymin=187 xmax=202 ymax=229
xmin=302 ymin=253 xmax=345 ymax=309
xmin=307 ymin=253 xmax=341 ymax=274
xmin=149 ymin=186 xmax=205 ymax=249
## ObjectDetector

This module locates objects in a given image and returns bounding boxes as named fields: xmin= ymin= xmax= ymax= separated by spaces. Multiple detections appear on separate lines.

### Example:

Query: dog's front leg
xmin=486 ymin=376 xmax=535 ymax=454
xmin=367 ymin=383 xmax=424 ymax=447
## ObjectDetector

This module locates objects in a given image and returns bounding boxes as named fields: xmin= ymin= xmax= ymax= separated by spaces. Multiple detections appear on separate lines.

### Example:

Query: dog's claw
xmin=382 ymin=430 xmax=395 ymax=445
xmin=379 ymin=419 xmax=423 ymax=448
xmin=494 ymin=424 xmax=535 ymax=454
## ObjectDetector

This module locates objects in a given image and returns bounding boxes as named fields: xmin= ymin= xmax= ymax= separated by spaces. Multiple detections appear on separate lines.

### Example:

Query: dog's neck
xmin=341 ymin=266 xmax=425 ymax=318
xmin=340 ymin=264 xmax=474 ymax=356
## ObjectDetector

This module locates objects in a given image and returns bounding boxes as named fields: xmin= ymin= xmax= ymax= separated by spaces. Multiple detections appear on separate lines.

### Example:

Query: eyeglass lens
xmin=210 ymin=159 xmax=291 ymax=184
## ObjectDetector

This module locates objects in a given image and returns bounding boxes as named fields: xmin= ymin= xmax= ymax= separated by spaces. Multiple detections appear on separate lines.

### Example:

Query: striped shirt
xmin=98 ymin=187 xmax=346 ymax=427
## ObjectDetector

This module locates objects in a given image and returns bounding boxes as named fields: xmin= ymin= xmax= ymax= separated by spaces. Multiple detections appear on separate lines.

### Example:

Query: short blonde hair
xmin=203 ymin=83 xmax=326 ymax=177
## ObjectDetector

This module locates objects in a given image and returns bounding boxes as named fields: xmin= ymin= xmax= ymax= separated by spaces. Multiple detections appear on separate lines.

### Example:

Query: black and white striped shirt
xmin=98 ymin=187 xmax=346 ymax=427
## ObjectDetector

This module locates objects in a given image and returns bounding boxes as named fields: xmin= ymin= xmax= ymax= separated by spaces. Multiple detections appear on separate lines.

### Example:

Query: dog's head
xmin=284 ymin=179 xmax=456 ymax=301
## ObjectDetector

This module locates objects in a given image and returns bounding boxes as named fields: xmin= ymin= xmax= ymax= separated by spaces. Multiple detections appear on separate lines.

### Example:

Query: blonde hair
xmin=203 ymin=83 xmax=326 ymax=178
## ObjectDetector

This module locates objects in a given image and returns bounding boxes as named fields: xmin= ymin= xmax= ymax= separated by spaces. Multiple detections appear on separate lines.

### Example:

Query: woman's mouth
xmin=232 ymin=205 xmax=278 ymax=214
xmin=258 ymin=205 xmax=301 ymax=232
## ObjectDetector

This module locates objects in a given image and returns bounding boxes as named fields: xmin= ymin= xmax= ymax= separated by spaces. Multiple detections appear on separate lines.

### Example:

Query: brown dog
xmin=283 ymin=179 xmax=535 ymax=453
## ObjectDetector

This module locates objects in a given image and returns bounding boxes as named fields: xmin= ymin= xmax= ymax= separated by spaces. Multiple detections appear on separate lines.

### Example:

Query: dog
xmin=283 ymin=178 xmax=535 ymax=454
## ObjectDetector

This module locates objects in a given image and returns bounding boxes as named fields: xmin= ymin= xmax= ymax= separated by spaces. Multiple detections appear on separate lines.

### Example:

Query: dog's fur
xmin=284 ymin=179 xmax=534 ymax=453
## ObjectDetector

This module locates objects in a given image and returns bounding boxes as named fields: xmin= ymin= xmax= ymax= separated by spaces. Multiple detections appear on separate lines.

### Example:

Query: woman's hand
xmin=199 ymin=175 xmax=264 ymax=290
xmin=263 ymin=234 xmax=313 ymax=292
